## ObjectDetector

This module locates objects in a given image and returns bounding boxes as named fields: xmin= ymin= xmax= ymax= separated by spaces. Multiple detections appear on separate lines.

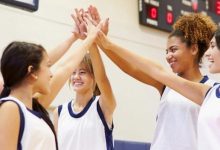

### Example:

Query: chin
xmin=40 ymin=88 xmax=51 ymax=95
xmin=209 ymin=69 xmax=219 ymax=74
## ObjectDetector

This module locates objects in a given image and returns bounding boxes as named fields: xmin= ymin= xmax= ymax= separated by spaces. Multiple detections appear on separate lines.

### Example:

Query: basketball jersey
xmin=150 ymin=76 xmax=216 ymax=150
xmin=198 ymin=84 xmax=220 ymax=150
xmin=0 ymin=96 xmax=56 ymax=150
xmin=57 ymin=96 xmax=114 ymax=150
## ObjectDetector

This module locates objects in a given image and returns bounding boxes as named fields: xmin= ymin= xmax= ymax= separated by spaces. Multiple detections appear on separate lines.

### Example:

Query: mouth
xmin=207 ymin=60 xmax=214 ymax=68
xmin=73 ymin=82 xmax=84 ymax=87
xmin=169 ymin=61 xmax=176 ymax=68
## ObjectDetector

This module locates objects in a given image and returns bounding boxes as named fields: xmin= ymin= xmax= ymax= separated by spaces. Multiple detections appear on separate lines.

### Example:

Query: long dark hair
xmin=0 ymin=41 xmax=58 ymax=150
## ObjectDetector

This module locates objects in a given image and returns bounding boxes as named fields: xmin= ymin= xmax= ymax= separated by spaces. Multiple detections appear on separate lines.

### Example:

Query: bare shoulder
xmin=0 ymin=101 xmax=20 ymax=118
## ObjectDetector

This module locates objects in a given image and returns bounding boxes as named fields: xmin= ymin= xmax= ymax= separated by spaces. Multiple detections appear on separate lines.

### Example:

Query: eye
xmin=170 ymin=47 xmax=178 ymax=53
xmin=79 ymin=71 xmax=86 ymax=75
xmin=210 ymin=44 xmax=215 ymax=49
xmin=166 ymin=47 xmax=178 ymax=54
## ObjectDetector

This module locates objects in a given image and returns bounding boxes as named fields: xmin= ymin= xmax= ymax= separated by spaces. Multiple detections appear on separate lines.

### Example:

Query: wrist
xmin=70 ymin=34 xmax=79 ymax=42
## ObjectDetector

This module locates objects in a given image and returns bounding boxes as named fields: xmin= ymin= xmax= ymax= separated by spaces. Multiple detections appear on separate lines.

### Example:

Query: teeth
xmin=74 ymin=83 xmax=83 ymax=86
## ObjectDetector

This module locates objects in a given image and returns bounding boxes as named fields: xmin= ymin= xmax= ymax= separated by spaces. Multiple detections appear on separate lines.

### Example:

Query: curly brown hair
xmin=169 ymin=13 xmax=217 ymax=64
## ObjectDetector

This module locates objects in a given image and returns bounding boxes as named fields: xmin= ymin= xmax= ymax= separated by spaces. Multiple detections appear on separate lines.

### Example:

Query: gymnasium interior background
xmin=0 ymin=0 xmax=219 ymax=148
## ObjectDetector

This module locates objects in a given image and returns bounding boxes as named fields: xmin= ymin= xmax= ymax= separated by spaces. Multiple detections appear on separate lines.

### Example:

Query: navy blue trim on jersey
xmin=204 ymin=83 xmax=220 ymax=98
xmin=68 ymin=96 xmax=95 ymax=118
xmin=160 ymin=85 xmax=166 ymax=96
xmin=214 ymin=82 xmax=220 ymax=86
xmin=200 ymin=75 xmax=209 ymax=83
xmin=215 ymin=84 xmax=220 ymax=98
xmin=160 ymin=76 xmax=209 ymax=100
xmin=97 ymin=101 xmax=114 ymax=150
xmin=27 ymin=108 xmax=42 ymax=118
xmin=204 ymin=87 xmax=212 ymax=98
xmin=58 ymin=105 xmax=63 ymax=117
xmin=0 ymin=100 xmax=25 ymax=150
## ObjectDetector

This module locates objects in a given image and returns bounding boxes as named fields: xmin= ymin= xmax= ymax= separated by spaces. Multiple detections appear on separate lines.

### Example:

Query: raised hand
xmin=87 ymin=5 xmax=109 ymax=35
xmin=88 ymin=5 xmax=101 ymax=26
xmin=96 ymin=29 xmax=111 ymax=49
xmin=71 ymin=8 xmax=87 ymax=39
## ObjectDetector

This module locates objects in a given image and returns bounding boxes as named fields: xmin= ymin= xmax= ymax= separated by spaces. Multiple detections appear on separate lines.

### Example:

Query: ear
xmin=27 ymin=66 xmax=38 ymax=80
xmin=191 ymin=44 xmax=199 ymax=56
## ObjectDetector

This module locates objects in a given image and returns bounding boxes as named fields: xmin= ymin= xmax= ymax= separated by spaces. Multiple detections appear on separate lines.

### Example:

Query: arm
xmin=88 ymin=5 xmax=164 ymax=94
xmin=48 ymin=34 xmax=78 ymax=66
xmin=89 ymin=44 xmax=116 ymax=126
xmin=48 ymin=8 xmax=88 ymax=66
xmin=97 ymin=32 xmax=210 ymax=105
xmin=0 ymin=102 xmax=20 ymax=150
xmin=97 ymin=34 xmax=164 ymax=94
xmin=36 ymin=19 xmax=99 ymax=108
xmin=100 ymin=44 xmax=165 ymax=94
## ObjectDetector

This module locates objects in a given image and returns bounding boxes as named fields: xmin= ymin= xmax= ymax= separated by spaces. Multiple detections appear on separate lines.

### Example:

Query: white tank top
xmin=57 ymin=96 xmax=114 ymax=150
xmin=198 ymin=84 xmax=220 ymax=150
xmin=150 ymin=76 xmax=216 ymax=150
xmin=0 ymin=96 xmax=56 ymax=150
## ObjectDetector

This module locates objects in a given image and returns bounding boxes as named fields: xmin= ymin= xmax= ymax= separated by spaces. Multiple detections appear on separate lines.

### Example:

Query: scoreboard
xmin=139 ymin=0 xmax=220 ymax=32
xmin=0 ymin=0 xmax=39 ymax=11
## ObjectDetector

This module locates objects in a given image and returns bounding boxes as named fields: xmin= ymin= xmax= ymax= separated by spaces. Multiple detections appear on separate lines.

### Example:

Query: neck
xmin=179 ymin=66 xmax=203 ymax=82
xmin=10 ymin=83 xmax=33 ymax=109
xmin=74 ymin=91 xmax=94 ymax=107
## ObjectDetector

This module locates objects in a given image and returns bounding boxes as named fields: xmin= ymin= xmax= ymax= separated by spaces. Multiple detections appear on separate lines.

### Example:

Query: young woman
xmin=53 ymin=45 xmax=116 ymax=150
xmin=99 ymin=26 xmax=220 ymax=150
xmin=92 ymin=10 xmax=217 ymax=150
xmin=0 ymin=16 xmax=99 ymax=149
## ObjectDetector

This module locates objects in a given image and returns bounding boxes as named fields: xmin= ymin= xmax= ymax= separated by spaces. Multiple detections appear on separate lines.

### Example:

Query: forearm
xmin=89 ymin=44 xmax=107 ymax=82
xmin=48 ymin=34 xmax=78 ymax=66
xmin=37 ymin=36 xmax=95 ymax=108
xmin=99 ymin=40 xmax=164 ymax=92
xmin=90 ymin=44 xmax=116 ymax=120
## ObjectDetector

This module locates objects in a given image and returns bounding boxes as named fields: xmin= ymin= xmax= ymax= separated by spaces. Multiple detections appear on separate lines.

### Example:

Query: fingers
xmin=93 ymin=7 xmax=101 ymax=23
xmin=88 ymin=5 xmax=101 ymax=24
xmin=71 ymin=13 xmax=80 ymax=27
xmin=75 ymin=8 xmax=84 ymax=24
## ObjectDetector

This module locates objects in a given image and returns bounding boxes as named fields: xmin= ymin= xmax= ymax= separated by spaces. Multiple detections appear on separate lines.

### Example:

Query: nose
xmin=73 ymin=73 xmax=80 ymax=79
xmin=204 ymin=47 xmax=211 ymax=58
xmin=166 ymin=51 xmax=173 ymax=61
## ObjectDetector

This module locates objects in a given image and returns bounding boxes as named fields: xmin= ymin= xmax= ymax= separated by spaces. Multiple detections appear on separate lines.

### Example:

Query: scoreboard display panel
xmin=139 ymin=0 xmax=220 ymax=32
xmin=0 ymin=0 xmax=39 ymax=11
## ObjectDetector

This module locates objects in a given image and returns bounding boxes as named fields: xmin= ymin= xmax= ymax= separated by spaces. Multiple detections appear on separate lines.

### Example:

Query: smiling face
xmin=166 ymin=36 xmax=197 ymax=74
xmin=205 ymin=37 xmax=220 ymax=74
xmin=71 ymin=63 xmax=95 ymax=94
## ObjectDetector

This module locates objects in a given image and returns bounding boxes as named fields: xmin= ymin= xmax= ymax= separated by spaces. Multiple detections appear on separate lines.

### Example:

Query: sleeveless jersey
xmin=57 ymin=96 xmax=114 ymax=150
xmin=0 ymin=96 xmax=56 ymax=150
xmin=150 ymin=76 xmax=216 ymax=150
xmin=198 ymin=84 xmax=220 ymax=150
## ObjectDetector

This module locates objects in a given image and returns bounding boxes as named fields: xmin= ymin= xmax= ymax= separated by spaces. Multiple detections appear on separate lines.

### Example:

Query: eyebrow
xmin=166 ymin=45 xmax=178 ymax=51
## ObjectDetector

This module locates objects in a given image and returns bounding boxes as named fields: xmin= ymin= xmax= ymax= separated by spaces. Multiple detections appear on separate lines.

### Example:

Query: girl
xmin=0 ymin=16 xmax=99 ymax=149
xmin=94 ymin=11 xmax=217 ymax=150
xmin=54 ymin=45 xmax=116 ymax=150
xmin=97 ymin=17 xmax=220 ymax=150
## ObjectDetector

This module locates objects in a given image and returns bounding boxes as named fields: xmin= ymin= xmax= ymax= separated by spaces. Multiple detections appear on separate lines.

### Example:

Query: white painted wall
xmin=0 ymin=0 xmax=219 ymax=143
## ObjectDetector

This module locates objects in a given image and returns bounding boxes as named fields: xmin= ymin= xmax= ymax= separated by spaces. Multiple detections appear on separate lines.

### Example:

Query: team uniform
xmin=150 ymin=76 xmax=216 ymax=150
xmin=0 ymin=96 xmax=56 ymax=150
xmin=57 ymin=96 xmax=114 ymax=150
xmin=198 ymin=84 xmax=220 ymax=150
